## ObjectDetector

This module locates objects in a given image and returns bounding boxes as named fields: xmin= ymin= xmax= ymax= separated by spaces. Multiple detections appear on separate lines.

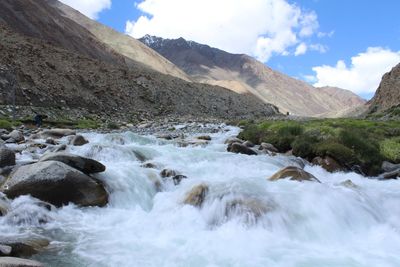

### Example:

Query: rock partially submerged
xmin=183 ymin=184 xmax=209 ymax=207
xmin=312 ymin=156 xmax=345 ymax=173
xmin=0 ymin=257 xmax=44 ymax=267
xmin=1 ymin=161 xmax=108 ymax=207
xmin=39 ymin=152 xmax=105 ymax=174
xmin=227 ymin=143 xmax=257 ymax=155
xmin=0 ymin=235 xmax=49 ymax=257
xmin=40 ymin=129 xmax=76 ymax=139
xmin=69 ymin=135 xmax=89 ymax=146
xmin=269 ymin=166 xmax=320 ymax=182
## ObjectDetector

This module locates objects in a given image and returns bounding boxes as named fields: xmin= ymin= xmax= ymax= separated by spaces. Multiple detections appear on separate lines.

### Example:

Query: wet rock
xmin=382 ymin=161 xmax=400 ymax=173
xmin=160 ymin=169 xmax=177 ymax=178
xmin=312 ymin=156 xmax=345 ymax=173
xmin=0 ymin=244 xmax=12 ymax=256
xmin=0 ymin=148 xmax=16 ymax=168
xmin=0 ymin=236 xmax=49 ymax=257
xmin=196 ymin=135 xmax=211 ymax=141
xmin=268 ymin=166 xmax=320 ymax=182
xmin=70 ymin=135 xmax=89 ymax=146
xmin=141 ymin=162 xmax=158 ymax=169
xmin=225 ymin=198 xmax=273 ymax=220
xmin=132 ymin=150 xmax=148 ymax=162
xmin=39 ymin=152 xmax=105 ymax=174
xmin=243 ymin=141 xmax=255 ymax=148
xmin=224 ymin=137 xmax=244 ymax=145
xmin=380 ymin=169 xmax=400 ymax=180
xmin=4 ymin=130 xmax=25 ymax=143
xmin=0 ymin=196 xmax=10 ymax=216
xmin=183 ymin=184 xmax=209 ymax=207
xmin=172 ymin=175 xmax=187 ymax=185
xmin=52 ymin=144 xmax=67 ymax=152
xmin=45 ymin=138 xmax=57 ymax=145
xmin=259 ymin=142 xmax=278 ymax=153
xmin=40 ymin=128 xmax=76 ymax=139
xmin=0 ymin=257 xmax=44 ymax=267
xmin=1 ymin=161 xmax=108 ymax=207
xmin=339 ymin=179 xmax=359 ymax=189
xmin=227 ymin=143 xmax=257 ymax=155
xmin=156 ymin=134 xmax=175 ymax=140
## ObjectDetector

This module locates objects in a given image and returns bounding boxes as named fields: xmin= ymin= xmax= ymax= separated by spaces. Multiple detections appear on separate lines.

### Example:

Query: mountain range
xmin=1 ymin=0 xmax=395 ymax=122
xmin=139 ymin=35 xmax=366 ymax=116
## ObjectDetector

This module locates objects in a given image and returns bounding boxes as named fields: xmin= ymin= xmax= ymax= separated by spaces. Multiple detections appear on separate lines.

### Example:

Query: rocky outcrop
xmin=39 ymin=152 xmax=105 ymax=174
xmin=1 ymin=161 xmax=108 ymax=207
xmin=268 ymin=166 xmax=320 ymax=182
xmin=368 ymin=63 xmax=400 ymax=114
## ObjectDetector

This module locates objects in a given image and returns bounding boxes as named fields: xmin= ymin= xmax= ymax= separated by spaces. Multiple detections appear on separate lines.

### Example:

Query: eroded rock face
xmin=183 ymin=184 xmax=209 ymax=207
xmin=0 ymin=257 xmax=44 ymax=267
xmin=268 ymin=166 xmax=320 ymax=182
xmin=1 ymin=161 xmax=108 ymax=207
xmin=227 ymin=143 xmax=257 ymax=155
xmin=39 ymin=152 xmax=105 ymax=174
xmin=0 ymin=148 xmax=16 ymax=168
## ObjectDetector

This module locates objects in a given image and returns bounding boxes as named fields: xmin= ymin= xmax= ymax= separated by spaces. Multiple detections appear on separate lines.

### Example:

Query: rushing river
xmin=1 ymin=125 xmax=400 ymax=267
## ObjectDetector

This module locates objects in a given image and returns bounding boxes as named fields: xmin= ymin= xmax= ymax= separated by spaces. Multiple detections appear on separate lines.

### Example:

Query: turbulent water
xmin=1 ymin=125 xmax=400 ymax=267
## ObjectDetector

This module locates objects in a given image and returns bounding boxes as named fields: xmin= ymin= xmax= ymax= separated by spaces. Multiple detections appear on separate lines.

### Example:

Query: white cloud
xmin=126 ymin=0 xmax=320 ymax=62
xmin=295 ymin=43 xmax=307 ymax=56
xmin=309 ymin=43 xmax=328 ymax=53
xmin=312 ymin=47 xmax=400 ymax=94
xmin=59 ymin=0 xmax=111 ymax=19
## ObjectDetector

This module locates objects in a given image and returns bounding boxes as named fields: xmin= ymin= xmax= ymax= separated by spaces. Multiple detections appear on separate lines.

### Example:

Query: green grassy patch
xmin=237 ymin=118 xmax=400 ymax=176
xmin=0 ymin=119 xmax=13 ymax=130
xmin=76 ymin=119 xmax=100 ymax=129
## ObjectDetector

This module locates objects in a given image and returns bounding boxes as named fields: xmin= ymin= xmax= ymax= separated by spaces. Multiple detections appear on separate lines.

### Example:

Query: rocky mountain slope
xmin=140 ymin=35 xmax=366 ymax=117
xmin=368 ymin=63 xmax=400 ymax=114
xmin=0 ymin=22 xmax=278 ymax=121
xmin=50 ymin=0 xmax=191 ymax=81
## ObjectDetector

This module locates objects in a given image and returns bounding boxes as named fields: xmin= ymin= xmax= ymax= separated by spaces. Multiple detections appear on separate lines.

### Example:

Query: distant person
xmin=34 ymin=114 xmax=43 ymax=127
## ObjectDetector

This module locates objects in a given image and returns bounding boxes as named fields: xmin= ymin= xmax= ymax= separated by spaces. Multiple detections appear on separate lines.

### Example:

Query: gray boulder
xmin=0 ymin=244 xmax=12 ymax=256
xmin=40 ymin=128 xmax=76 ymax=138
xmin=39 ymin=152 xmax=105 ymax=174
xmin=1 ymin=161 xmax=108 ymax=207
xmin=3 ymin=130 xmax=25 ymax=143
xmin=0 ymin=257 xmax=43 ymax=267
xmin=259 ymin=143 xmax=278 ymax=153
xmin=0 ymin=235 xmax=49 ymax=257
xmin=227 ymin=143 xmax=257 ymax=155
xmin=0 ymin=148 xmax=15 ymax=168
xmin=183 ymin=184 xmax=209 ymax=207
xmin=70 ymin=135 xmax=89 ymax=146
xmin=224 ymin=137 xmax=244 ymax=145
xmin=382 ymin=161 xmax=400 ymax=172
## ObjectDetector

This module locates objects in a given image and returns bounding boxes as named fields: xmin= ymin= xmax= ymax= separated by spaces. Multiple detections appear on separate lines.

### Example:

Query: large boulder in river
xmin=1 ymin=161 xmax=108 ymax=207
xmin=312 ymin=156 xmax=345 ymax=173
xmin=268 ymin=166 xmax=320 ymax=182
xmin=227 ymin=143 xmax=257 ymax=155
xmin=69 ymin=135 xmax=89 ymax=146
xmin=0 ymin=148 xmax=15 ymax=168
xmin=39 ymin=152 xmax=105 ymax=174
xmin=183 ymin=184 xmax=209 ymax=207
xmin=40 ymin=128 xmax=76 ymax=139
xmin=0 ymin=257 xmax=43 ymax=267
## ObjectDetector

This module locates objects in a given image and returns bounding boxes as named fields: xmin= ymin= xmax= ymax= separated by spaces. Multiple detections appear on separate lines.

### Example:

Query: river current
xmin=1 ymin=124 xmax=399 ymax=267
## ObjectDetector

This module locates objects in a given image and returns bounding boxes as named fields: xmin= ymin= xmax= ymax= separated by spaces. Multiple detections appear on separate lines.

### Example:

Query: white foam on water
xmin=2 ymin=126 xmax=400 ymax=267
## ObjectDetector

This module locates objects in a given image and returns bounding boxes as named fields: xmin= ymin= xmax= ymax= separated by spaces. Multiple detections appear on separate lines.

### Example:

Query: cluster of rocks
xmin=0 ymin=126 xmax=109 ymax=265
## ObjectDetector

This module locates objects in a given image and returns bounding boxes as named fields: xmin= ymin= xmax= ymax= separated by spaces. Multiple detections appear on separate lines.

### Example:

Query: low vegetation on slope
xmin=238 ymin=119 xmax=400 ymax=176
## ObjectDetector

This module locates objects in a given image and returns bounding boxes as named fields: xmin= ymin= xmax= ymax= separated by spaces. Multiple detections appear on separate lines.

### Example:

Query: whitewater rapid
xmin=1 ymin=125 xmax=400 ymax=267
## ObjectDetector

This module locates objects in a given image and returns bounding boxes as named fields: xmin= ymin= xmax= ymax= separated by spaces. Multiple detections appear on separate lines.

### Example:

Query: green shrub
xmin=263 ymin=134 xmax=295 ymax=152
xmin=0 ymin=119 xmax=13 ymax=130
xmin=238 ymin=124 xmax=264 ymax=144
xmin=380 ymin=138 xmax=400 ymax=163
xmin=315 ymin=142 xmax=357 ymax=166
xmin=106 ymin=122 xmax=119 ymax=130
xmin=291 ymin=136 xmax=317 ymax=159
xmin=76 ymin=119 xmax=99 ymax=129
xmin=277 ymin=124 xmax=304 ymax=136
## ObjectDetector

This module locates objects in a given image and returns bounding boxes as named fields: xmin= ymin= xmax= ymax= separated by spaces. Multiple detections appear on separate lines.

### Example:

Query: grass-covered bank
xmin=237 ymin=119 xmax=400 ymax=176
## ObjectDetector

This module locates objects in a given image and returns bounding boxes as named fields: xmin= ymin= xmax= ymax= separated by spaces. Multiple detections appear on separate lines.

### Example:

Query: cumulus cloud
xmin=295 ymin=43 xmax=307 ymax=56
xmin=126 ymin=0 xmax=321 ymax=62
xmin=59 ymin=0 xmax=111 ymax=19
xmin=312 ymin=47 xmax=400 ymax=94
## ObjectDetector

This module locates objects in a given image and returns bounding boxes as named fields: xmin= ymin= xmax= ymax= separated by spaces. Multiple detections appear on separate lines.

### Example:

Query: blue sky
xmin=61 ymin=0 xmax=400 ymax=99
